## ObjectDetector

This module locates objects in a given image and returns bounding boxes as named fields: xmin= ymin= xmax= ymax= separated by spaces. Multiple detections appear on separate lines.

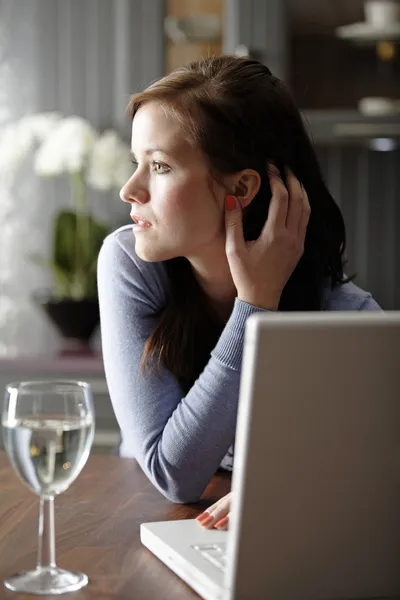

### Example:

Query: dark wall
xmin=286 ymin=0 xmax=400 ymax=109
xmin=290 ymin=35 xmax=400 ymax=110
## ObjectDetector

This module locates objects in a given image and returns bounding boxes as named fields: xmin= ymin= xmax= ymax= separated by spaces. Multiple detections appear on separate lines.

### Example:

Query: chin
xmin=133 ymin=235 xmax=177 ymax=263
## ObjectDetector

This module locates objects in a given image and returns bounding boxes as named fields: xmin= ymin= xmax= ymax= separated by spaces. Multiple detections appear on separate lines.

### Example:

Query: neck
xmin=187 ymin=245 xmax=236 ymax=321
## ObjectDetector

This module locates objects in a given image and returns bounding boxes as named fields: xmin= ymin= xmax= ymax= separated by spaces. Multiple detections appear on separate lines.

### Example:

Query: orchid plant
xmin=0 ymin=113 xmax=131 ymax=300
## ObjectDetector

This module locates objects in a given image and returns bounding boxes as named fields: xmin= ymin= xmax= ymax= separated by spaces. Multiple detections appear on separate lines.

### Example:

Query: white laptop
xmin=141 ymin=311 xmax=400 ymax=600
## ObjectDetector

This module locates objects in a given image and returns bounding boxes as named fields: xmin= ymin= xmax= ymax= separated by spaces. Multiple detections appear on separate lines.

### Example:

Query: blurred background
xmin=0 ymin=0 xmax=399 ymax=451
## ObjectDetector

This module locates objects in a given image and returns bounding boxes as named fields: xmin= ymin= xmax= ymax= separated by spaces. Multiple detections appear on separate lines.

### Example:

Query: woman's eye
xmin=152 ymin=161 xmax=170 ymax=174
xmin=130 ymin=159 xmax=138 ymax=173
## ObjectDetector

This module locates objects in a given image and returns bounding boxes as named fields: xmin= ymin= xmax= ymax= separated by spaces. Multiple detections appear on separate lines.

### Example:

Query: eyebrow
xmin=130 ymin=148 xmax=172 ymax=159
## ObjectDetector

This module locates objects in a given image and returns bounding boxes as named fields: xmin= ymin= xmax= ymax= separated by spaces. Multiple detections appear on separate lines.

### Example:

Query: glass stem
xmin=37 ymin=496 xmax=56 ymax=569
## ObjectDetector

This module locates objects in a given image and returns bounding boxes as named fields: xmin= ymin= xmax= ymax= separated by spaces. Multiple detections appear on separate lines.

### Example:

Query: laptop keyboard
xmin=192 ymin=542 xmax=228 ymax=572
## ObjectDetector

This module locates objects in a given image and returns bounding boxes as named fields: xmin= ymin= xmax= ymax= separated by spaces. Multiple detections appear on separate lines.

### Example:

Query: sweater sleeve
xmin=97 ymin=229 xmax=265 ymax=503
xmin=358 ymin=294 xmax=382 ymax=311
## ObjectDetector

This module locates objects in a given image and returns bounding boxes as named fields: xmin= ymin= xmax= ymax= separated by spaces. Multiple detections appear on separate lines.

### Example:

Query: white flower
xmin=0 ymin=111 xmax=129 ymax=195
xmin=0 ymin=113 xmax=61 ymax=181
xmin=20 ymin=112 xmax=61 ymax=141
xmin=86 ymin=130 xmax=131 ymax=191
xmin=34 ymin=116 xmax=97 ymax=176
xmin=0 ymin=121 xmax=36 ymax=179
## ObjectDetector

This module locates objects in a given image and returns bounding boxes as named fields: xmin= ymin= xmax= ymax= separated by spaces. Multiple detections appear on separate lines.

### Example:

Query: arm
xmin=98 ymin=229 xmax=265 ymax=503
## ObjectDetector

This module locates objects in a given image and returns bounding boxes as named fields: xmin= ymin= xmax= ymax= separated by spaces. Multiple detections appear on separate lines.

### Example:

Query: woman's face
xmin=120 ymin=101 xmax=226 ymax=262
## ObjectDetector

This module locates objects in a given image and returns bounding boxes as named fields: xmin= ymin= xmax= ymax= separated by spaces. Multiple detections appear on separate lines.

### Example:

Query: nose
xmin=119 ymin=178 xmax=150 ymax=205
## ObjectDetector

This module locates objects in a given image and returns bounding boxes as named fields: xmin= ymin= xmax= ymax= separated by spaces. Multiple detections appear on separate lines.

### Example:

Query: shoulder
xmin=322 ymin=280 xmax=382 ymax=311
xmin=98 ymin=225 xmax=169 ymax=310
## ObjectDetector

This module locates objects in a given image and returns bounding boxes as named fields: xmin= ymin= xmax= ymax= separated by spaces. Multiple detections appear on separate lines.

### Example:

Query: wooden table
xmin=0 ymin=452 xmax=231 ymax=600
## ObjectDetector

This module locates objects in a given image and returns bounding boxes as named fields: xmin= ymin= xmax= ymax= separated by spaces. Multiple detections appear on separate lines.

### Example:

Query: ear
xmin=231 ymin=169 xmax=261 ymax=208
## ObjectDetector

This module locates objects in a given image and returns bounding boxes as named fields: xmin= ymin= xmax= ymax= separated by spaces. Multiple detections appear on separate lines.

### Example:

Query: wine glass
xmin=1 ymin=380 xmax=95 ymax=595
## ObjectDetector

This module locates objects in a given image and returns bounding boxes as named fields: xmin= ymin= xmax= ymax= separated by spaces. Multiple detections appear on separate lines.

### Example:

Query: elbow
xmin=151 ymin=472 xmax=205 ymax=504
xmin=147 ymin=455 xmax=206 ymax=504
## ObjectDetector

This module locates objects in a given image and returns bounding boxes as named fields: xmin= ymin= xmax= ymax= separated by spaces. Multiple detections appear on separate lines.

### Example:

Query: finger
xmin=196 ymin=512 xmax=212 ymax=523
xmin=214 ymin=514 xmax=229 ymax=530
xmin=225 ymin=195 xmax=245 ymax=256
xmin=200 ymin=501 xmax=230 ymax=529
xmin=196 ymin=492 xmax=232 ymax=526
xmin=285 ymin=169 xmax=304 ymax=234
xmin=202 ymin=511 xmax=229 ymax=529
xmin=265 ymin=162 xmax=288 ymax=231
xmin=196 ymin=495 xmax=227 ymax=523
xmin=197 ymin=514 xmax=215 ymax=528
xmin=196 ymin=503 xmax=223 ymax=525
xmin=298 ymin=185 xmax=311 ymax=240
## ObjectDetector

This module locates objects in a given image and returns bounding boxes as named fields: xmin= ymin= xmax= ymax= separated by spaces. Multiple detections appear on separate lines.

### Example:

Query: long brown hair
xmin=127 ymin=56 xmax=348 ymax=391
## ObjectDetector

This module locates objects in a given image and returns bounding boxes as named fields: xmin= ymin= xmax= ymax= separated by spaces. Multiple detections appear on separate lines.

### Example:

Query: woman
xmin=97 ymin=56 xmax=380 ymax=518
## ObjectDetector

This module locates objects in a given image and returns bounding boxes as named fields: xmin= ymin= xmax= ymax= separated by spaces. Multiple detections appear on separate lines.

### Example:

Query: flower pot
xmin=34 ymin=294 xmax=100 ymax=356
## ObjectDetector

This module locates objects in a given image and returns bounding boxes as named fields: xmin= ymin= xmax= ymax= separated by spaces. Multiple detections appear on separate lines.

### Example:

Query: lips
xmin=130 ymin=214 xmax=152 ymax=228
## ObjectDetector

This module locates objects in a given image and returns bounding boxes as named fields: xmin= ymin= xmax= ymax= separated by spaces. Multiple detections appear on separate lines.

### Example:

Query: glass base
xmin=4 ymin=566 xmax=88 ymax=595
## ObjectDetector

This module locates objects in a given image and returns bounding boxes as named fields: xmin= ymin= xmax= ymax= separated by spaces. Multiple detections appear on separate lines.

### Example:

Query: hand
xmin=196 ymin=492 xmax=232 ymax=531
xmin=225 ymin=165 xmax=310 ymax=310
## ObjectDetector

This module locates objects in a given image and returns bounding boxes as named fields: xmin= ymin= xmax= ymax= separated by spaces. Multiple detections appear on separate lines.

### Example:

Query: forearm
xmin=107 ymin=299 xmax=268 ymax=503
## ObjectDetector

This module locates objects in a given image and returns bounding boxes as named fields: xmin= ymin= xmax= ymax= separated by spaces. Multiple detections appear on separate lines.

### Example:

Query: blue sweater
xmin=98 ymin=226 xmax=381 ymax=503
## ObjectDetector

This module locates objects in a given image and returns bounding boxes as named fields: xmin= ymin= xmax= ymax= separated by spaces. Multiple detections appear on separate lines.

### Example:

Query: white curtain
xmin=0 ymin=0 xmax=59 ymax=356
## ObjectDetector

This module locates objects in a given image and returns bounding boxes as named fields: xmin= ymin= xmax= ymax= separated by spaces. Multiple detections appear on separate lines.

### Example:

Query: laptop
xmin=141 ymin=311 xmax=400 ymax=600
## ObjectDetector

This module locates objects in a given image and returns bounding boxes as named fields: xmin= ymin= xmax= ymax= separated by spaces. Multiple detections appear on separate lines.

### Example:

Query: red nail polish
xmin=225 ymin=195 xmax=236 ymax=211
xmin=196 ymin=511 xmax=210 ymax=522
xmin=214 ymin=516 xmax=229 ymax=529
xmin=199 ymin=514 xmax=214 ymax=526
